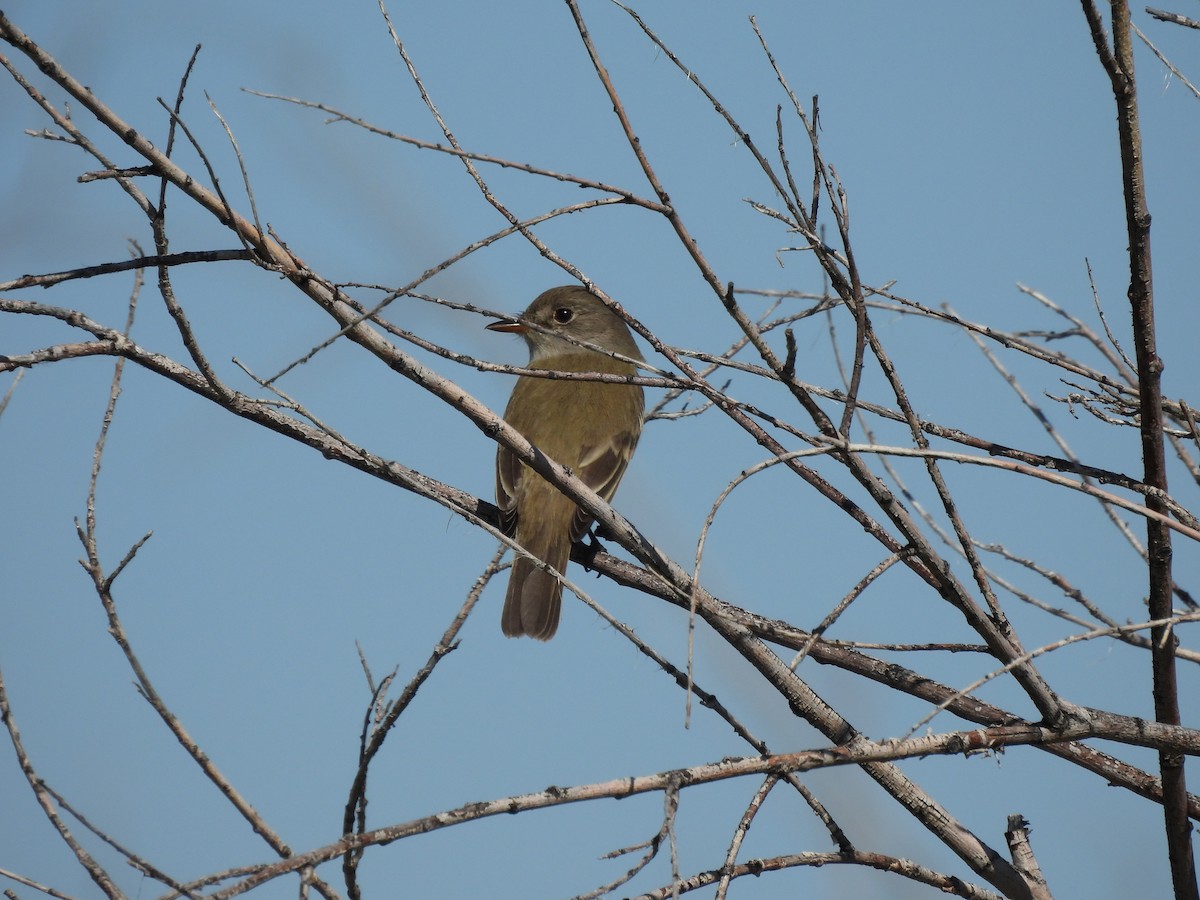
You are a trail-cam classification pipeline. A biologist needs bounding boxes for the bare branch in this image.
[207,720,1122,897]
[0,250,253,291]
[1082,3,1195,894]
[340,550,495,897]
[1146,6,1200,29]
[0,669,124,899]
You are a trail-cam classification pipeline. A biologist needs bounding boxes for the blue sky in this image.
[2,2,1199,898]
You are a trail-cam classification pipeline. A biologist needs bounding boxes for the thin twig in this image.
[341,548,498,897]
[638,850,1005,900]
[906,609,1200,738]
[788,551,911,670]
[0,669,123,898]
[0,250,252,292]
[714,774,779,900]
[243,88,670,213]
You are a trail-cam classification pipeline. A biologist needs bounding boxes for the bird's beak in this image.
[486,319,527,334]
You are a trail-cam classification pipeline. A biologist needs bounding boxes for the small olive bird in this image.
[487,286,644,640]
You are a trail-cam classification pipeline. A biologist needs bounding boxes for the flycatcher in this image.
[487,285,644,640]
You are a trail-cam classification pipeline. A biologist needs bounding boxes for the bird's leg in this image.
[577,527,609,573]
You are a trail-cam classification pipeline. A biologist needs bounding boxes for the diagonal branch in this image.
[0,669,124,899]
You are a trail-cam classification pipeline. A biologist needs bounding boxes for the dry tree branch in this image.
[746,17,869,437]
[341,549,499,899]
[675,328,1187,505]
[675,599,1039,896]
[263,195,648,385]
[2,285,148,900]
[37,783,201,900]
[975,538,1198,662]
[536,15,1047,878]
[204,91,267,246]
[0,669,123,900]
[156,42,199,210]
[0,864,81,900]
[1081,3,1195,897]
[2,9,685,652]
[718,434,1200,582]
[906,610,1200,738]
[0,13,288,264]
[829,315,1198,661]
[574,579,762,750]
[63,266,342,899]
[872,289,1140,403]
[572,571,857,860]
[1005,815,1051,900]
[959,304,1198,609]
[0,294,499,552]
[204,718,1136,898]
[1135,20,1200,99]
[576,824,667,900]
[151,226,231,398]
[579,849,654,900]
[1146,6,1200,30]
[0,38,152,219]
[787,551,911,671]
[373,0,963,642]
[585,573,865,871]
[1172,400,1200,487]
[1021,278,1136,381]
[663,779,682,895]
[638,851,1007,900]
[2,273,202,900]
[603,3,1066,729]
[1082,266,1138,373]
[0,368,22,418]
[0,250,253,291]
[590,546,1200,816]
[242,88,671,214]
[572,780,686,900]
[713,774,779,900]
[4,6,1197,897]
[144,51,234,398]
[372,3,1176,761]
[646,295,788,422]
[344,3,1200,894]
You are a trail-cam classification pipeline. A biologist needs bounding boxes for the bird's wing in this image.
[495,445,521,537]
[568,425,640,543]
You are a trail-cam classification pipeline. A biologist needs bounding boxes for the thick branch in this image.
[1082,2,1194,896]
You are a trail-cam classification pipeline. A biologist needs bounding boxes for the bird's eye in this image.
[553,307,574,324]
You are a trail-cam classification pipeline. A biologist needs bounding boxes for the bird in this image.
[487,285,644,640]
